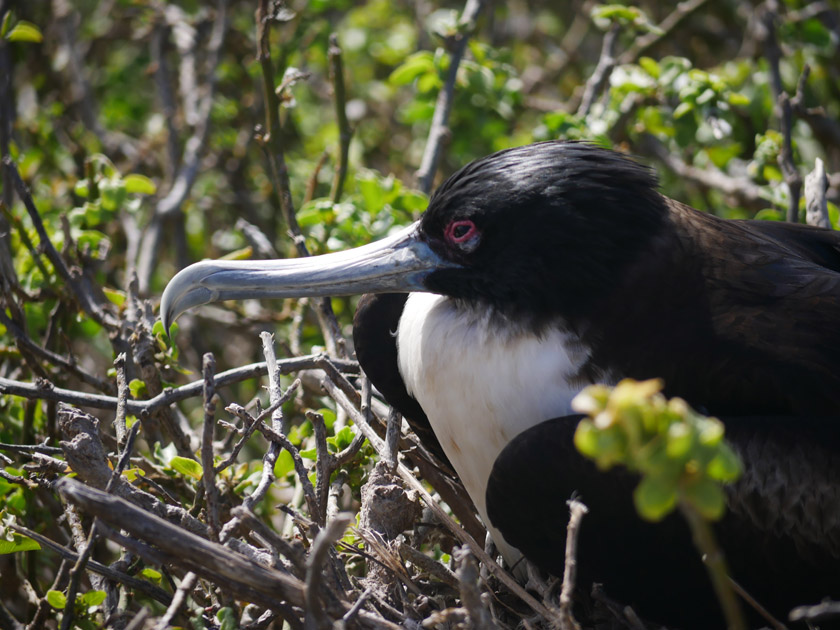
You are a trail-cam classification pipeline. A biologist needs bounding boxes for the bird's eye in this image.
[445,220,479,247]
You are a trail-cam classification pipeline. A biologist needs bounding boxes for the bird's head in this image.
[161,141,668,332]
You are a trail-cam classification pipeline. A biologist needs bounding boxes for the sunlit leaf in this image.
[170,456,203,480]
[6,21,42,43]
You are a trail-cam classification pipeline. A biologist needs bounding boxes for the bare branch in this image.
[415,0,486,194]
[328,34,352,203]
[0,354,357,415]
[805,158,830,228]
[618,0,709,65]
[202,353,221,540]
[577,23,620,118]
[559,499,589,630]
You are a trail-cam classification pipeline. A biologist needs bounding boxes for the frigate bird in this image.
[162,141,840,628]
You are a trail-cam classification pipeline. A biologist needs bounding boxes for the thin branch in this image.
[454,547,499,629]
[3,157,116,328]
[328,34,352,203]
[304,514,353,630]
[114,353,128,447]
[0,354,357,414]
[577,23,620,118]
[202,353,221,540]
[559,499,588,630]
[637,134,766,206]
[137,0,229,294]
[618,0,709,65]
[254,2,345,359]
[415,0,486,194]
[153,572,198,630]
[805,158,830,228]
[760,0,802,222]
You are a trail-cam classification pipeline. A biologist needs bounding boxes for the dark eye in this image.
[445,219,479,246]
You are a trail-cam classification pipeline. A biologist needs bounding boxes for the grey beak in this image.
[160,222,456,333]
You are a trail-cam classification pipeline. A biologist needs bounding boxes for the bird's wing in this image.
[352,292,451,465]
[486,414,840,628]
[739,218,840,272]
[598,202,840,416]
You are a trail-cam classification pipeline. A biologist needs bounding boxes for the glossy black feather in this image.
[486,414,840,628]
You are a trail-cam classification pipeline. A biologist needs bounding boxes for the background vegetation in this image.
[0,0,838,628]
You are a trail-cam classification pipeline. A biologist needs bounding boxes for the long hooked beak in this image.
[160,222,456,333]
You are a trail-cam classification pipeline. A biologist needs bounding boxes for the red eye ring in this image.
[445,219,478,244]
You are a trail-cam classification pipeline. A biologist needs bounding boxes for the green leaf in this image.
[573,420,599,458]
[80,590,107,607]
[103,287,126,307]
[0,12,11,38]
[273,449,294,478]
[216,607,237,630]
[128,379,147,399]
[638,57,660,78]
[0,533,41,554]
[141,567,162,581]
[299,447,317,460]
[123,174,157,195]
[754,208,783,221]
[74,179,90,198]
[706,443,742,482]
[727,92,750,106]
[170,456,203,480]
[634,475,677,521]
[665,422,693,458]
[333,426,355,451]
[6,21,42,43]
[389,51,435,86]
[46,589,67,610]
[673,102,694,119]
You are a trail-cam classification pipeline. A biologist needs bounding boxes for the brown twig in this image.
[415,0,486,194]
[328,34,352,203]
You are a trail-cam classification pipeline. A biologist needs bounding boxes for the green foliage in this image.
[1,1,838,626]
[573,379,742,521]
[169,456,203,480]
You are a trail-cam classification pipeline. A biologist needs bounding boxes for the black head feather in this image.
[418,141,670,324]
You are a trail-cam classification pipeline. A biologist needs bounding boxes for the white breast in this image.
[396,292,596,563]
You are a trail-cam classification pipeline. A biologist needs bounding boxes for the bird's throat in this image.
[396,292,596,559]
